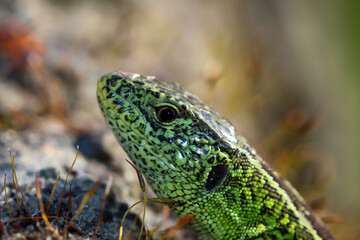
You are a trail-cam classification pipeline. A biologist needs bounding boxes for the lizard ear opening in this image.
[205,165,228,191]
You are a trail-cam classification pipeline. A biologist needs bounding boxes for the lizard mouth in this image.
[96,72,143,136]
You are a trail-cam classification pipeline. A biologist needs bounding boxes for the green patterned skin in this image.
[97,71,335,240]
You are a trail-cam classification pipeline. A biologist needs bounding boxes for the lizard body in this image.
[96,71,335,239]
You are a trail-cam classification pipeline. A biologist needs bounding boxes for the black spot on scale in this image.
[260,205,271,216]
[107,75,120,87]
[181,164,190,172]
[134,152,142,160]
[239,152,248,161]
[199,166,206,175]
[107,120,114,127]
[106,92,115,99]
[132,79,145,85]
[113,98,125,106]
[150,158,157,164]
[267,186,282,200]
[153,91,160,98]
[117,107,126,114]
[207,156,215,164]
[132,99,142,106]
[97,95,101,103]
[124,114,138,123]
[141,147,149,155]
[224,189,237,203]
[287,208,299,222]
[133,144,140,151]
[240,191,248,205]
[164,148,175,155]
[157,135,167,143]
[295,226,314,239]
[233,161,241,170]
[115,87,122,95]
[141,157,148,166]
[101,86,110,94]
[135,93,145,99]
[117,135,127,145]
[280,227,292,236]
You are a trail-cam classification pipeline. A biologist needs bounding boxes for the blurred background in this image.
[0,0,359,239]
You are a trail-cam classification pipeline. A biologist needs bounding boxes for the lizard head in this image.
[97,71,240,201]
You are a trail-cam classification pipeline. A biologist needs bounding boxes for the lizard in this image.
[96,71,335,239]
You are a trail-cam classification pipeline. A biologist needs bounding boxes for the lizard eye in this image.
[205,165,228,191]
[156,106,177,122]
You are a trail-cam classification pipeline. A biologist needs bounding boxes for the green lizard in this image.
[96,71,335,239]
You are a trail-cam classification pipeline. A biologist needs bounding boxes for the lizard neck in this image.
[169,141,334,239]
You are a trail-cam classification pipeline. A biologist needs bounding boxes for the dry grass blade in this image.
[1,149,89,238]
[57,146,79,217]
[65,184,72,223]
[125,159,145,192]
[35,172,62,240]
[11,171,21,217]
[64,180,101,236]
[139,177,147,240]
[90,176,113,240]
[46,171,60,214]
[9,150,31,216]
[3,173,13,219]
[0,215,85,235]
[119,200,144,240]
[36,210,40,229]
[125,159,148,239]
[9,150,21,218]
[62,184,72,239]
[122,160,176,240]
[124,213,141,240]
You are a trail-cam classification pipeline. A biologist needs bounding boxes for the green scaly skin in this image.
[96,71,335,240]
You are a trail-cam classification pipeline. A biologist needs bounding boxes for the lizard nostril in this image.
[108,78,117,87]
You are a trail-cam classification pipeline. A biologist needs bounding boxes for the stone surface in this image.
[0,130,147,240]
